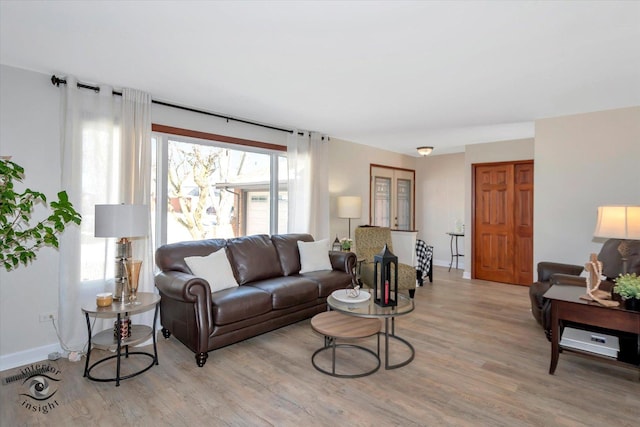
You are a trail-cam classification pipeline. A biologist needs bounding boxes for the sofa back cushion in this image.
[271,233,314,276]
[226,234,283,284]
[155,239,228,273]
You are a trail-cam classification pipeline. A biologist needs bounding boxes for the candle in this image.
[384,280,389,304]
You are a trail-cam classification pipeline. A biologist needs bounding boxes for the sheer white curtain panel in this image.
[286,130,329,239]
[58,80,153,353]
[59,77,120,351]
[120,88,154,328]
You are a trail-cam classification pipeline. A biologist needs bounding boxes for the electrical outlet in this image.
[39,312,56,323]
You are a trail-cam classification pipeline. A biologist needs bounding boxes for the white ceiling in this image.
[1,1,639,156]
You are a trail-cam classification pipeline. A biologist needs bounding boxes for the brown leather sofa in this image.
[155,233,356,367]
[529,238,640,339]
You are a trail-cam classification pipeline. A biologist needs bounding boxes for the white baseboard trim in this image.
[462,271,471,280]
[434,259,466,270]
[0,343,62,372]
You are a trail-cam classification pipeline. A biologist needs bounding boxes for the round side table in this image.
[81,292,160,386]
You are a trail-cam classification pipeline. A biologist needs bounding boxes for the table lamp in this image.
[337,196,361,240]
[593,205,640,274]
[95,204,148,302]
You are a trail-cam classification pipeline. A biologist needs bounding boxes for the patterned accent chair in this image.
[355,226,417,298]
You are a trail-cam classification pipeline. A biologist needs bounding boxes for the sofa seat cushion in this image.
[300,270,352,297]
[247,276,319,309]
[211,286,272,326]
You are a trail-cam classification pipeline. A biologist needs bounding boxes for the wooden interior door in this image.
[513,163,534,285]
[473,161,533,285]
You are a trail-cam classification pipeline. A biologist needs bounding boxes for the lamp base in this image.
[113,276,128,302]
[617,240,631,275]
[113,239,132,301]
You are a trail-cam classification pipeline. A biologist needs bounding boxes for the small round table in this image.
[327,291,415,370]
[311,311,381,378]
[81,292,160,386]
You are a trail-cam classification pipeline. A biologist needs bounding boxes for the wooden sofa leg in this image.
[409,289,415,299]
[161,327,171,339]
[196,352,208,367]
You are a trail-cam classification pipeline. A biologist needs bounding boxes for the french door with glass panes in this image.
[370,165,415,230]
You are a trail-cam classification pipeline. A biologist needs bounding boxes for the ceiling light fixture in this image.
[417,146,434,156]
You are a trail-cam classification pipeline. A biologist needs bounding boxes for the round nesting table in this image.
[327,291,415,370]
[310,310,381,378]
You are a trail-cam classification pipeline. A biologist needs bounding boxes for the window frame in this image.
[151,124,287,246]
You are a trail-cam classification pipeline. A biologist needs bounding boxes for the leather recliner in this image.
[529,238,640,339]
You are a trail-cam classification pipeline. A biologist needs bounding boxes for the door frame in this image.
[369,164,416,230]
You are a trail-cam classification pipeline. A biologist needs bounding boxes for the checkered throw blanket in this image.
[416,239,433,278]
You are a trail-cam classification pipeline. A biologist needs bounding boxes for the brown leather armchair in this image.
[529,239,640,339]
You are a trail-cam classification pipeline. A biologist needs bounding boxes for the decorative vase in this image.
[624,298,640,312]
[126,259,143,305]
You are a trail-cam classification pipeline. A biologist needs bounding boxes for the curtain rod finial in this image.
[51,75,62,87]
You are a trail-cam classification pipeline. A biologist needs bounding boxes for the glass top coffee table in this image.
[327,291,415,370]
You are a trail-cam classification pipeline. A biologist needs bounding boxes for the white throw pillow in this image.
[184,248,239,293]
[297,239,332,273]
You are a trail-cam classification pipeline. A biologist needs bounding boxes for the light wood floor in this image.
[2,266,638,426]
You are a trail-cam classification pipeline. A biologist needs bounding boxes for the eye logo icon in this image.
[20,374,59,401]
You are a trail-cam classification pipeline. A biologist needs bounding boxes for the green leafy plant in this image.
[613,273,640,300]
[340,238,352,251]
[0,159,82,271]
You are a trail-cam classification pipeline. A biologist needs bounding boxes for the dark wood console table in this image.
[544,285,639,376]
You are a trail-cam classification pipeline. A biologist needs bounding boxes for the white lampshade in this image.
[593,205,640,239]
[95,204,149,238]
[337,196,362,219]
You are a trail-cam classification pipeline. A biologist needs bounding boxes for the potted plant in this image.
[1,158,82,271]
[340,237,353,252]
[613,273,640,311]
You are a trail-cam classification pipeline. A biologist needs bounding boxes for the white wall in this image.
[415,153,465,267]
[0,65,63,368]
[327,138,416,240]
[152,104,288,147]
[534,107,640,269]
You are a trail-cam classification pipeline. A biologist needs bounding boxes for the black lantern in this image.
[373,244,398,307]
[332,235,342,252]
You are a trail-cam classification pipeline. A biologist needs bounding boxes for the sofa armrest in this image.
[155,271,214,338]
[550,273,586,287]
[537,262,583,282]
[329,251,357,273]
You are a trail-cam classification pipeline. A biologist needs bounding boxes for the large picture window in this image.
[152,128,287,245]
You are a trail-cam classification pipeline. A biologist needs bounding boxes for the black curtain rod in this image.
[50,75,296,135]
